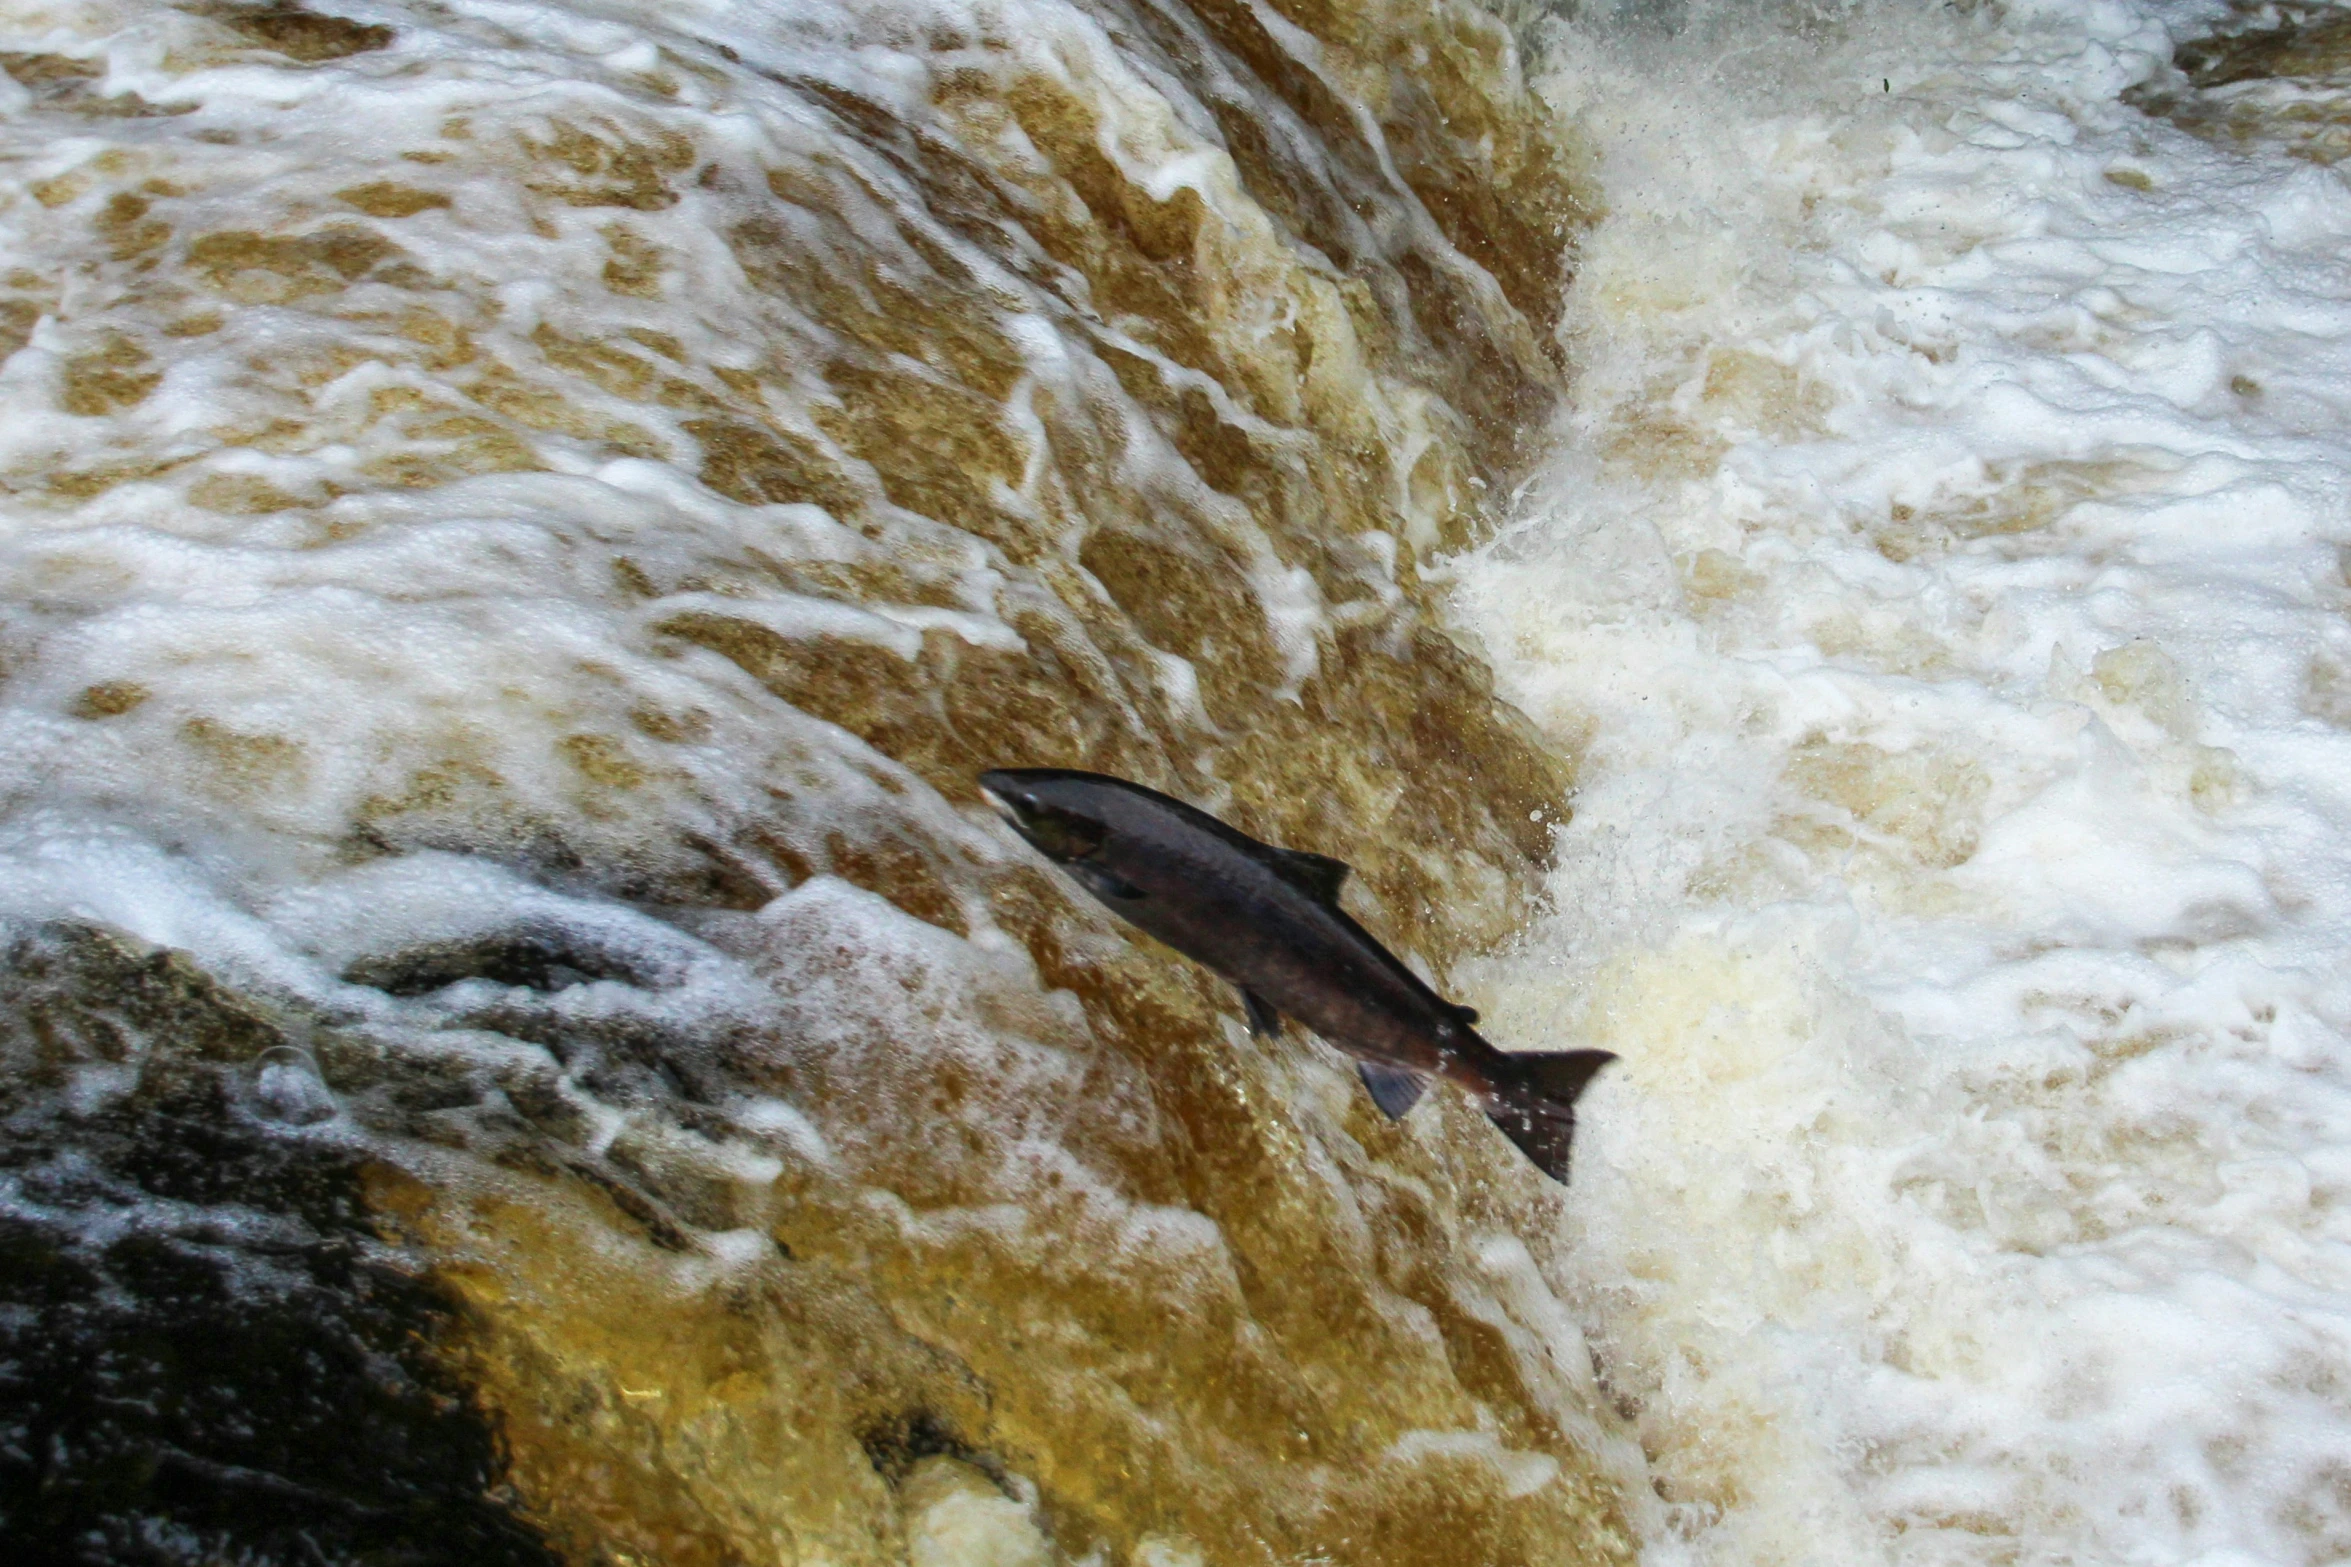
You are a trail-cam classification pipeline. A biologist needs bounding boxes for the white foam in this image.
[22,0,2351,1554]
[1455,1,2351,1561]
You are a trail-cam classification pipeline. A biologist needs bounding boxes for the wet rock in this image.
[343,928,661,997]
[0,931,558,1567]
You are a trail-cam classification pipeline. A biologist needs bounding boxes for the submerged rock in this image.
[0,925,561,1566]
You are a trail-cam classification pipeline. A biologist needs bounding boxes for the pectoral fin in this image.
[1074,863,1146,901]
[1241,989,1283,1038]
[1357,1062,1427,1119]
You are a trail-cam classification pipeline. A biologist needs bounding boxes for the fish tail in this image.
[1483,1050,1616,1184]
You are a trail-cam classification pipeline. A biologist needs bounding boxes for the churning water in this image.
[5,0,2351,1563]
[1464,2,2351,1562]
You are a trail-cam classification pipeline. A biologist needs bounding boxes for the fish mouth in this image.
[976,771,1026,826]
[976,770,1108,862]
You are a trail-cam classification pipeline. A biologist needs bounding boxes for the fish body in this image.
[977,767,1614,1183]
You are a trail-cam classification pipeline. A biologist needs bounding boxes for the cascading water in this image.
[0,0,1630,1561]
[1459,2,2351,1563]
[13,0,2351,1564]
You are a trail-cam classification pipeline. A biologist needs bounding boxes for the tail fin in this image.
[1484,1050,1617,1185]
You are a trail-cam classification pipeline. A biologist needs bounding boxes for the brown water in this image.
[0,0,1640,1560]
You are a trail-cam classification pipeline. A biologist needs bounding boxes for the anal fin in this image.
[1241,989,1283,1039]
[1357,1062,1427,1119]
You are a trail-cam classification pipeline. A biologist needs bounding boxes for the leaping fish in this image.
[977,768,1614,1184]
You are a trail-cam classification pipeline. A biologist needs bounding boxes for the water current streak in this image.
[0,0,1633,1562]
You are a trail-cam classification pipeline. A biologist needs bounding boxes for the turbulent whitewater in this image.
[1457,2,2351,1563]
[11,0,2351,1562]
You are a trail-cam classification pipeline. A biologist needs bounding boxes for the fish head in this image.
[978,769,1111,863]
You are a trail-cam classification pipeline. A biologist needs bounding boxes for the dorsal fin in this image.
[1267,847,1351,906]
